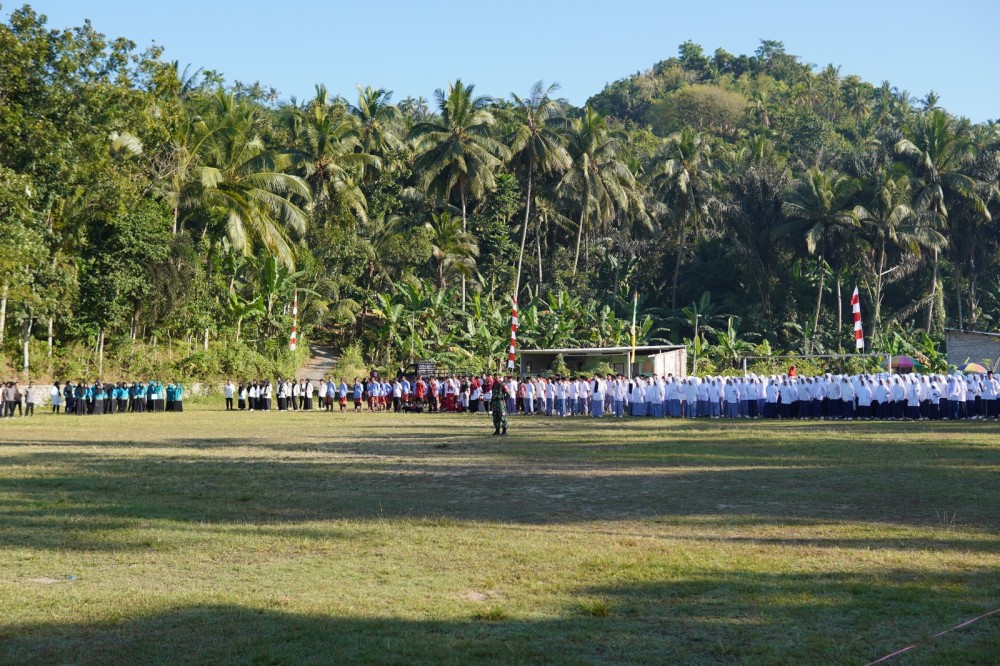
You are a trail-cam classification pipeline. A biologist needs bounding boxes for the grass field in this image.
[1,405,999,665]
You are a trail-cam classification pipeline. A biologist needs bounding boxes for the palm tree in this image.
[351,85,403,170]
[650,126,718,308]
[425,211,479,289]
[775,167,861,351]
[409,80,509,308]
[854,175,946,337]
[286,85,375,224]
[505,81,571,299]
[896,109,986,329]
[195,92,312,267]
[558,106,635,274]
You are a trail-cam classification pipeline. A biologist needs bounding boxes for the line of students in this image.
[48,380,185,415]
[224,380,315,412]
[218,369,1000,423]
[488,371,1000,421]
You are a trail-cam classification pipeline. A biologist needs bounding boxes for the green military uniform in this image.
[491,381,509,436]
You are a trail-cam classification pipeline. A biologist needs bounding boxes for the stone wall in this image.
[945,329,1000,369]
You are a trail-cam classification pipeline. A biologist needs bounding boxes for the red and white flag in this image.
[851,286,864,350]
[507,297,518,370]
[289,290,298,351]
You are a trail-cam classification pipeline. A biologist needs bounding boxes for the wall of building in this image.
[945,330,1000,368]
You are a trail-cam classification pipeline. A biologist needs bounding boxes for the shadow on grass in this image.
[2,417,1000,552]
[3,570,999,665]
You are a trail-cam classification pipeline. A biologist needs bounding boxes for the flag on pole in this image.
[289,290,298,351]
[630,292,638,364]
[851,286,864,350]
[507,296,518,370]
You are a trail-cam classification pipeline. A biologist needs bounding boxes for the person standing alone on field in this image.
[490,374,509,436]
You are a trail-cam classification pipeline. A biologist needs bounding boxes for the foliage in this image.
[2,12,999,380]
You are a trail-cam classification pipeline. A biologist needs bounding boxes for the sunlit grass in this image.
[1,405,998,664]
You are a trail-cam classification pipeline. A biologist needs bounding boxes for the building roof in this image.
[945,328,1000,339]
[519,345,684,356]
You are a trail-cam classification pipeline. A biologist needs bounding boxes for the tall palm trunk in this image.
[514,168,533,299]
[460,188,468,312]
[670,218,689,310]
[573,208,586,275]
[926,248,938,331]
[873,236,886,340]
[536,214,544,284]
[969,258,978,324]
[836,277,843,353]
[810,257,826,354]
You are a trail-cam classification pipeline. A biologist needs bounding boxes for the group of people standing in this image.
[2,382,40,418]
[279,370,997,423]
[48,380,185,415]
[448,371,1000,422]
[222,379,315,412]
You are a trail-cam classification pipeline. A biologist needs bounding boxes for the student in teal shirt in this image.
[174,383,184,412]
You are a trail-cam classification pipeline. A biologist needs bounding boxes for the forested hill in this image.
[2,5,998,381]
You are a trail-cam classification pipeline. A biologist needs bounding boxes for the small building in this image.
[518,345,687,378]
[945,328,1000,369]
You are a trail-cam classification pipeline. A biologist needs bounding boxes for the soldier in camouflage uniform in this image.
[490,375,509,436]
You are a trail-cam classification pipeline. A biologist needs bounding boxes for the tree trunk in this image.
[670,219,689,310]
[968,258,978,324]
[873,236,886,340]
[956,274,964,331]
[514,169,533,299]
[98,329,105,379]
[926,248,938,332]
[460,188,467,311]
[204,327,209,352]
[0,282,7,345]
[573,208,586,275]
[836,277,843,354]
[22,313,32,375]
[810,259,825,355]
[536,216,544,284]
[47,316,53,357]
[173,205,179,235]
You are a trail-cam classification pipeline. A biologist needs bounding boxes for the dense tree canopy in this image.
[2,5,999,379]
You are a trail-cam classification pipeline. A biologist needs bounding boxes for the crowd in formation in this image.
[1,380,186,417]
[6,370,998,423]
[222,370,1000,422]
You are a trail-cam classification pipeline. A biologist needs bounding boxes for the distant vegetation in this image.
[2,7,998,379]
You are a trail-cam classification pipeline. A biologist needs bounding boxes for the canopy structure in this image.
[517,345,686,379]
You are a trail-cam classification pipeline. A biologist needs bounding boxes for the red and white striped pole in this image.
[852,286,864,350]
[507,296,518,371]
[289,290,298,351]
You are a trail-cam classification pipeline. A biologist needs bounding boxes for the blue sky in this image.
[14,0,999,122]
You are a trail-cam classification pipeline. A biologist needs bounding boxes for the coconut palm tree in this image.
[409,80,509,308]
[854,175,947,337]
[557,106,635,275]
[286,85,375,225]
[650,126,719,309]
[351,85,403,171]
[504,81,571,298]
[425,211,479,289]
[896,109,987,329]
[195,92,312,267]
[775,167,861,351]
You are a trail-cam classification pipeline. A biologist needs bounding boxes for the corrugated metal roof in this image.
[945,328,1000,339]
[519,345,684,355]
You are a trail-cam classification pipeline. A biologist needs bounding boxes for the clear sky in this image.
[11,0,999,122]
